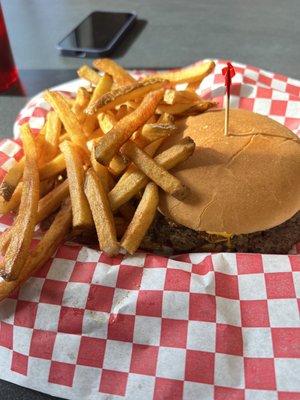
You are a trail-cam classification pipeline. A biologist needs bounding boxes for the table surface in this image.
[0,0,299,398]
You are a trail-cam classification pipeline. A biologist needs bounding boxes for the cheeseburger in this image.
[142,109,300,254]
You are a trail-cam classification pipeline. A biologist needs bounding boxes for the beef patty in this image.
[141,211,300,255]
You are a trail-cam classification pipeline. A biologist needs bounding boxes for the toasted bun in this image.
[159,109,300,234]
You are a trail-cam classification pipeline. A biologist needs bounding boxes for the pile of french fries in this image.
[0,58,215,299]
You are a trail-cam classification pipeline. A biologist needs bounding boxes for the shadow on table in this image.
[110,19,147,59]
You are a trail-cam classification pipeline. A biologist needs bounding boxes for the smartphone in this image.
[57,11,137,57]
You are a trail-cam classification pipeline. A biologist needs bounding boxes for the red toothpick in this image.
[222,62,235,136]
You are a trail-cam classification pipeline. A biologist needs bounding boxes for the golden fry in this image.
[109,137,195,210]
[97,112,129,175]
[37,180,69,223]
[140,123,177,142]
[0,182,22,214]
[0,227,12,255]
[84,168,119,256]
[163,89,200,104]
[60,141,93,230]
[98,112,117,133]
[72,87,91,122]
[88,73,113,106]
[115,104,128,120]
[77,65,100,85]
[82,74,113,137]
[1,125,39,281]
[43,90,87,150]
[94,88,165,165]
[0,180,69,251]
[0,201,72,301]
[145,60,215,84]
[121,141,187,199]
[115,138,164,188]
[91,146,115,192]
[158,102,198,115]
[0,157,25,201]
[186,81,200,92]
[108,154,129,176]
[158,113,174,124]
[121,182,158,254]
[173,101,216,117]
[85,78,168,115]
[93,58,135,86]
[39,153,66,180]
[42,111,62,161]
[158,100,215,116]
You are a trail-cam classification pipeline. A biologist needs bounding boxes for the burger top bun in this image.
[159,108,300,234]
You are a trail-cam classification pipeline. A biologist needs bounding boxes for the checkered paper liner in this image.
[0,60,299,400]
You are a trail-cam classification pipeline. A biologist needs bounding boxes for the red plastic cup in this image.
[0,4,18,92]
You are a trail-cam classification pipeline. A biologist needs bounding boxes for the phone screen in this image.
[58,11,135,51]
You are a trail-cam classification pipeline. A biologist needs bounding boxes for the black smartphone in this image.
[57,11,137,57]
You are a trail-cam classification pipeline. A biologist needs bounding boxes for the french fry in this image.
[98,112,117,133]
[132,134,149,149]
[82,74,113,137]
[121,141,187,199]
[91,145,115,192]
[145,60,215,84]
[85,78,168,115]
[60,141,93,230]
[0,201,72,301]
[87,128,104,144]
[126,100,140,110]
[88,73,113,106]
[43,90,87,150]
[37,180,69,223]
[0,228,11,256]
[108,154,129,176]
[84,168,119,256]
[115,104,129,120]
[158,102,198,115]
[150,136,195,169]
[186,81,200,92]
[72,87,91,122]
[0,182,22,214]
[174,101,216,117]
[163,89,200,104]
[140,123,177,142]
[42,111,62,161]
[94,88,165,165]
[97,112,129,175]
[77,65,100,85]
[121,182,158,254]
[158,100,215,116]
[59,131,69,142]
[109,137,195,210]
[0,125,39,281]
[0,157,25,201]
[158,112,174,124]
[39,153,66,180]
[116,138,164,187]
[0,180,69,251]
[82,115,98,137]
[93,58,136,86]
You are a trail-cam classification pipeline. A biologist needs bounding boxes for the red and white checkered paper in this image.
[0,60,300,400]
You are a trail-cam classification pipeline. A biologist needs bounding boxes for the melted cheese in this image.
[206,231,234,248]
